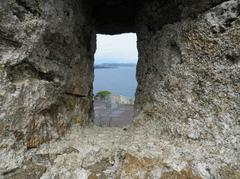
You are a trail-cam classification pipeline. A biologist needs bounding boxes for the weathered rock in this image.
[0,0,239,178]
[135,0,240,142]
[3,162,47,179]
[3,124,235,179]
[0,0,95,148]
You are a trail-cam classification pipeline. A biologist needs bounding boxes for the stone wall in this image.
[0,0,239,178]
[1,0,236,150]
[135,0,240,141]
[0,0,96,149]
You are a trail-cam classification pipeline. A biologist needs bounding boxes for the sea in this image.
[93,64,137,97]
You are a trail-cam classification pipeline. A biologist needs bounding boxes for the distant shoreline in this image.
[94,63,137,69]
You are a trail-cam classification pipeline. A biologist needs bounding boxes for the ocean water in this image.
[94,66,137,97]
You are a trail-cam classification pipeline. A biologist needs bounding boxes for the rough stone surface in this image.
[0,124,239,178]
[0,0,239,178]
[136,0,240,141]
[0,0,96,149]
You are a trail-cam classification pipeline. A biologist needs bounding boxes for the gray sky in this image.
[95,33,138,64]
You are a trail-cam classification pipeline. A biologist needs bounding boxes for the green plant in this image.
[0,64,4,71]
[95,90,111,100]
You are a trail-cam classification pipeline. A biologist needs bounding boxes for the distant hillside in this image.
[94,63,136,69]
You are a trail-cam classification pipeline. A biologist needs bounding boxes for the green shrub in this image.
[95,90,111,100]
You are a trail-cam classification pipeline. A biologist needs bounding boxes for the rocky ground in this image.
[1,120,239,179]
[0,95,239,178]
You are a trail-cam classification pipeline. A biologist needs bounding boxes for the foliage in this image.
[95,90,111,100]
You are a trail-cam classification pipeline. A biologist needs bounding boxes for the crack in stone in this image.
[65,92,88,98]
[0,29,22,48]
[2,167,20,176]
[7,60,55,82]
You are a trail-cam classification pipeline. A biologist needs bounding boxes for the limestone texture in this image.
[136,0,240,141]
[0,0,95,149]
[0,0,239,178]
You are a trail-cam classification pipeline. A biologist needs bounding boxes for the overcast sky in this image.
[95,33,138,64]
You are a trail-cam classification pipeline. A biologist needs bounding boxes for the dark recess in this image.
[91,0,226,35]
[92,0,138,34]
